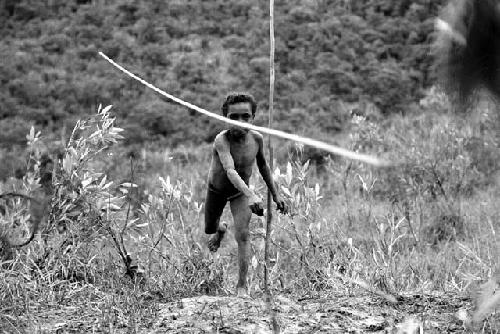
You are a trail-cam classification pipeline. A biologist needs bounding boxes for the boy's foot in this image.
[208,222,227,252]
[236,286,249,298]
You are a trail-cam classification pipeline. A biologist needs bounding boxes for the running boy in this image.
[204,93,287,296]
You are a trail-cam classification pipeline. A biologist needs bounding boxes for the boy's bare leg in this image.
[208,221,227,252]
[230,195,252,297]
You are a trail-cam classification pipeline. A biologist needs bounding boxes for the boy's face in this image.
[226,102,254,138]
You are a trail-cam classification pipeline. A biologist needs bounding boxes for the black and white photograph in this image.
[1,0,500,332]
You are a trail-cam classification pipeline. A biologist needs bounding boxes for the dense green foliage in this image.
[1,0,445,152]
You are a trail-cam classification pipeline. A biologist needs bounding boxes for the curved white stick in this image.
[99,51,389,167]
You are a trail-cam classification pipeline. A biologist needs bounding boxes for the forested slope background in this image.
[1,0,444,168]
[4,1,500,332]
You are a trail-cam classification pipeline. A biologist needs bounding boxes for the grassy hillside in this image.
[2,1,500,331]
[1,0,445,152]
[0,94,499,331]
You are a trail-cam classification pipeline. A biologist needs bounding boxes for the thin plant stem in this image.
[264,0,275,297]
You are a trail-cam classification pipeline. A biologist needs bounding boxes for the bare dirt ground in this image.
[152,292,472,333]
[7,289,500,333]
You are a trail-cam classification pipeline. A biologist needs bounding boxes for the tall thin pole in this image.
[264,0,275,296]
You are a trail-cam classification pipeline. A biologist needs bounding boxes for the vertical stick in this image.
[264,0,275,296]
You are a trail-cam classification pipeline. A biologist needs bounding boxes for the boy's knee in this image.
[237,211,252,224]
[235,228,249,242]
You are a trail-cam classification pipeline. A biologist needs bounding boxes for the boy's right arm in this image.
[214,135,263,210]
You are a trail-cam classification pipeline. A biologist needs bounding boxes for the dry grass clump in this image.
[1,93,500,331]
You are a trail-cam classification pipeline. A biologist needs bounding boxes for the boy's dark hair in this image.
[221,93,257,117]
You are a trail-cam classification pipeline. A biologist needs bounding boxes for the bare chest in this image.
[229,139,258,168]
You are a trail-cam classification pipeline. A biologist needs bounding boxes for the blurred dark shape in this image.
[435,0,500,110]
[39,153,54,194]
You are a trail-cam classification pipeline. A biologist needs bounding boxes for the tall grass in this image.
[1,88,499,330]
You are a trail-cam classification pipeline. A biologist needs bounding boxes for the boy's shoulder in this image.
[213,130,239,151]
[213,130,263,143]
[213,130,229,144]
[214,130,229,139]
[249,130,263,143]
[249,130,263,138]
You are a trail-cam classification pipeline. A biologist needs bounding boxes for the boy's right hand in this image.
[249,194,264,216]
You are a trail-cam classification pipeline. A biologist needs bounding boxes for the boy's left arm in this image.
[255,133,288,214]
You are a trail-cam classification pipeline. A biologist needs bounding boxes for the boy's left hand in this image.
[273,195,288,214]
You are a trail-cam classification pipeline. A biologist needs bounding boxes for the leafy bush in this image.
[0,106,225,296]
[1,100,500,330]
